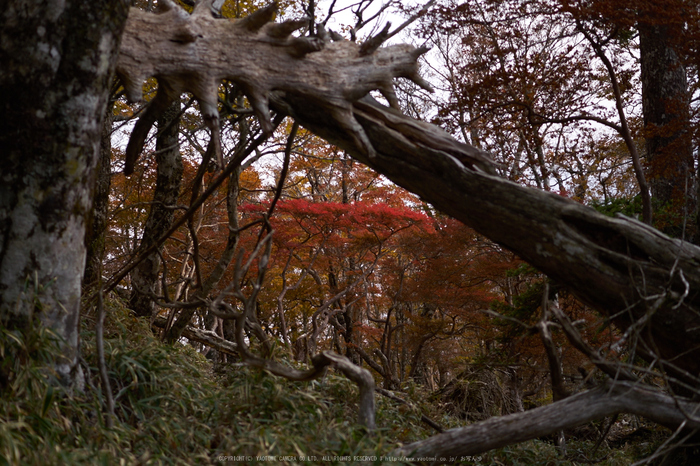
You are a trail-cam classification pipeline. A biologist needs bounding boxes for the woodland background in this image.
[1,0,700,464]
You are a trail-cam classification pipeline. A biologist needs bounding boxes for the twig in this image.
[96,287,115,428]
[376,387,444,433]
[550,304,637,382]
[538,284,569,402]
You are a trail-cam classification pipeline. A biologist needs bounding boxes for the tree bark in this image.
[391,380,700,461]
[638,21,695,236]
[639,22,694,236]
[0,0,129,388]
[84,101,114,290]
[129,101,183,317]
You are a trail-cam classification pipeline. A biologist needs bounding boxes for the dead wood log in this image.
[153,315,239,356]
[283,95,700,387]
[390,380,700,462]
[117,0,432,174]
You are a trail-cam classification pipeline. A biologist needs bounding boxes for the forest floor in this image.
[0,296,668,465]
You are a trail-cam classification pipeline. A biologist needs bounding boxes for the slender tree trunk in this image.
[129,101,183,317]
[0,0,129,388]
[577,20,654,225]
[84,101,115,291]
[164,165,241,342]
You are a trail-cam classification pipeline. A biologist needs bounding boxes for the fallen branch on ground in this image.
[391,380,700,461]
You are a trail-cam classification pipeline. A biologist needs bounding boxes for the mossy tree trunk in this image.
[0,0,130,388]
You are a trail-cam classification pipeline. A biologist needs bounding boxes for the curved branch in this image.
[575,18,652,224]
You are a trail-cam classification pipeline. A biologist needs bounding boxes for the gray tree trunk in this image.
[0,0,129,387]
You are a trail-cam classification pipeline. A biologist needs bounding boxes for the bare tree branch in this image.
[537,286,569,402]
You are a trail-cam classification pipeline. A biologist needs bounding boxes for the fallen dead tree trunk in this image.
[391,380,700,461]
[282,96,700,386]
[152,315,239,356]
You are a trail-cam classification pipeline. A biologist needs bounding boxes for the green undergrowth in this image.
[0,298,657,465]
[0,301,432,465]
